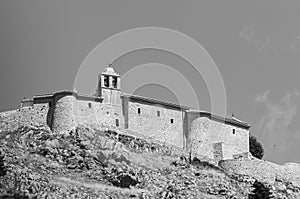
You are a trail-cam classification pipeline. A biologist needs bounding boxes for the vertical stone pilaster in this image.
[100,75,104,88]
[117,77,121,89]
[122,96,129,129]
[109,76,113,88]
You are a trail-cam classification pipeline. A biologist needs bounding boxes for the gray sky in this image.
[1,0,300,164]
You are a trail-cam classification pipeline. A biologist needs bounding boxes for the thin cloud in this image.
[239,25,256,45]
[258,90,299,136]
[255,90,270,103]
[259,35,272,53]
[240,26,300,54]
[239,25,275,53]
[288,35,300,52]
[256,90,299,155]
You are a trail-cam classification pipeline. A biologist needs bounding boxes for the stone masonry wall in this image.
[0,103,49,132]
[219,158,300,187]
[52,95,124,133]
[127,101,184,148]
[101,129,185,157]
[188,117,249,160]
[52,96,76,132]
[101,89,121,104]
[73,98,124,129]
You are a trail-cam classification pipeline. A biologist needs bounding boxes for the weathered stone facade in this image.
[188,117,249,160]
[127,101,184,148]
[219,157,300,187]
[2,64,250,161]
[0,103,49,132]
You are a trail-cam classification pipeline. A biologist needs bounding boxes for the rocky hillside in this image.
[0,124,299,198]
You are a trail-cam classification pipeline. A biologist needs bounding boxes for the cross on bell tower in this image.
[96,62,121,104]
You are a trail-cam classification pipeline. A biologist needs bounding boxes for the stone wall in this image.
[0,103,49,132]
[101,89,121,104]
[188,117,249,160]
[101,129,185,157]
[52,95,77,132]
[1,90,250,162]
[52,95,124,133]
[219,158,300,187]
[20,99,34,108]
[212,142,223,161]
[127,101,184,148]
[73,98,124,129]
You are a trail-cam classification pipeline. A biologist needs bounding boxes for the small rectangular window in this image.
[88,103,92,108]
[115,119,119,127]
[171,119,174,124]
[157,111,160,117]
[233,129,235,134]
[138,108,141,114]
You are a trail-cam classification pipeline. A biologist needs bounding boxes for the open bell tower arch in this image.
[96,63,121,104]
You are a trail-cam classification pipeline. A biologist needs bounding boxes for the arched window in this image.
[104,75,109,87]
[112,76,118,88]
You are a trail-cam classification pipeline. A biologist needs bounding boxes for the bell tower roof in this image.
[102,62,120,77]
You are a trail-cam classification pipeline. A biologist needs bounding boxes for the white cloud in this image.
[259,36,272,53]
[239,25,256,44]
[239,25,275,53]
[255,90,270,103]
[256,90,299,154]
[258,90,299,136]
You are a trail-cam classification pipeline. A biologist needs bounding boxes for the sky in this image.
[0,0,300,164]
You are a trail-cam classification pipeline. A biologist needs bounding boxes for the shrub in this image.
[249,180,273,199]
[111,173,138,188]
[249,135,264,159]
[191,157,221,171]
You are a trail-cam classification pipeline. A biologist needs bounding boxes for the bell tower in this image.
[96,63,121,104]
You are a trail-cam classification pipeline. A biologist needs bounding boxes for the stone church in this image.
[0,64,250,160]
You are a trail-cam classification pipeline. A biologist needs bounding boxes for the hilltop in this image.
[0,124,300,198]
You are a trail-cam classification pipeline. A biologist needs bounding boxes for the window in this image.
[115,119,119,127]
[138,108,141,115]
[112,76,118,88]
[104,75,109,87]
[171,119,174,124]
[233,129,235,134]
[88,103,92,108]
[157,111,160,117]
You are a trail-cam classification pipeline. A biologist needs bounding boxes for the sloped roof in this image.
[123,93,250,129]
[101,63,120,77]
[121,93,191,110]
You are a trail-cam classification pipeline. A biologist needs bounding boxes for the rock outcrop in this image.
[0,124,299,198]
